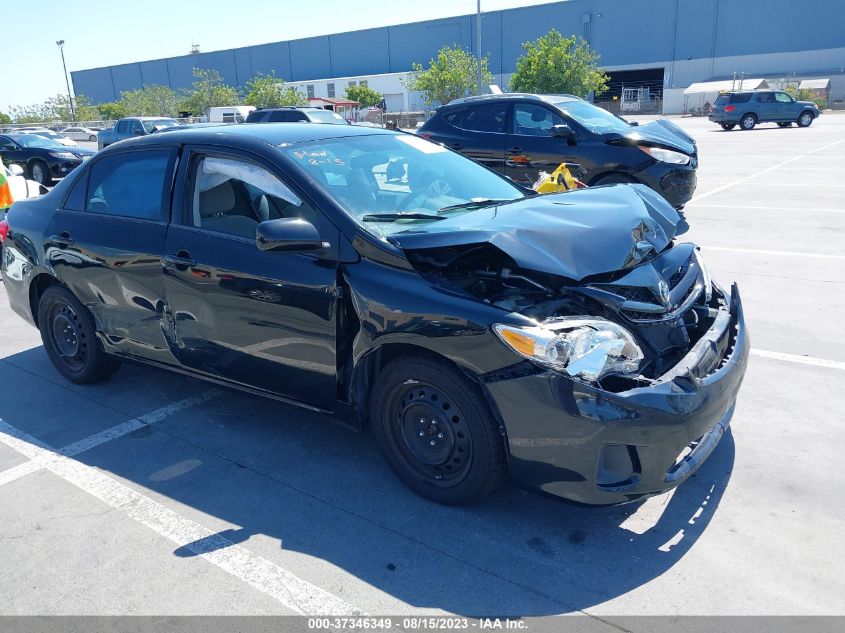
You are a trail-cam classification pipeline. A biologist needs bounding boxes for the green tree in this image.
[404,45,493,106]
[9,103,48,123]
[0,111,11,124]
[509,29,608,98]
[784,84,827,109]
[344,84,383,108]
[98,101,128,120]
[119,85,180,117]
[180,68,241,116]
[243,72,306,108]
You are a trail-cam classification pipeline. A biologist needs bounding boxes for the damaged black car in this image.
[1,124,748,505]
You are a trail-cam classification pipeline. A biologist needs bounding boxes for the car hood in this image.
[390,183,684,281]
[613,119,696,155]
[797,100,819,109]
[68,147,96,157]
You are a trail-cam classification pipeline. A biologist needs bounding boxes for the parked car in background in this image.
[97,117,181,150]
[418,93,698,209]
[1,123,747,505]
[209,106,255,123]
[709,90,821,130]
[0,134,95,185]
[246,107,349,124]
[12,127,77,147]
[60,126,100,142]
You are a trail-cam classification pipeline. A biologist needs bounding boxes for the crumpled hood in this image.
[390,183,684,281]
[617,119,696,155]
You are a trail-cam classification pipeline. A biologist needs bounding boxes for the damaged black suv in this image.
[1,124,748,505]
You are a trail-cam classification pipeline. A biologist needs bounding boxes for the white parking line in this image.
[0,390,220,488]
[751,349,845,371]
[700,246,845,260]
[688,138,844,203]
[0,417,364,615]
[690,204,845,214]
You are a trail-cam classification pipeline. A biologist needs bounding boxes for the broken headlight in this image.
[638,146,690,165]
[493,318,644,383]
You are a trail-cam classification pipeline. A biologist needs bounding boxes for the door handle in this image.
[164,252,197,268]
[50,232,74,247]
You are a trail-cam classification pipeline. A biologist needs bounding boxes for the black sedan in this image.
[0,123,747,505]
[0,133,95,185]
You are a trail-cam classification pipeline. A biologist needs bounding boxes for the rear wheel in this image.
[797,111,814,127]
[38,285,120,384]
[740,114,757,130]
[720,123,736,131]
[88,134,97,142]
[777,122,792,128]
[369,356,507,504]
[28,160,52,185]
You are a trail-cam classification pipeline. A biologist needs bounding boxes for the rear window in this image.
[245,110,268,123]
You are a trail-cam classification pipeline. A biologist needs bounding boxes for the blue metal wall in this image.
[71,0,845,103]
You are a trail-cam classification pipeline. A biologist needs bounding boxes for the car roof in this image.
[106,121,396,149]
[253,106,326,111]
[445,93,583,108]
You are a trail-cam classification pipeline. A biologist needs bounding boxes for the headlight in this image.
[49,151,78,160]
[639,146,690,165]
[493,318,644,383]
[694,248,712,302]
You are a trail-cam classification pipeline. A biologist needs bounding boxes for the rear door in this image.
[755,92,777,121]
[161,147,340,410]
[433,103,506,173]
[43,148,178,364]
[503,102,578,186]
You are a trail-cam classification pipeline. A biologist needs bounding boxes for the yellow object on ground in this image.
[532,163,582,193]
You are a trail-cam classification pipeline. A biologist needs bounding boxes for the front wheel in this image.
[28,160,52,185]
[797,111,814,127]
[369,356,507,504]
[38,285,120,384]
[88,134,97,142]
[740,114,757,130]
[720,123,736,131]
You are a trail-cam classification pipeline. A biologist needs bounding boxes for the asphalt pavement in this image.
[1,114,843,622]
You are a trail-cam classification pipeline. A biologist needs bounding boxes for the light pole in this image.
[56,40,76,122]
[476,0,483,95]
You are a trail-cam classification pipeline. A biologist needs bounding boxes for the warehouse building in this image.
[71,0,845,114]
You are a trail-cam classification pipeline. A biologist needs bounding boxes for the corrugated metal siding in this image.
[70,0,845,103]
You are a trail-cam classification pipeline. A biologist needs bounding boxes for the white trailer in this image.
[208,106,255,123]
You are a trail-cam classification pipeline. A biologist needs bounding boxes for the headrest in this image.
[531,109,547,122]
[199,181,235,217]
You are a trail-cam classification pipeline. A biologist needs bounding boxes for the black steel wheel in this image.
[370,356,507,504]
[740,114,757,130]
[28,159,52,185]
[38,285,120,384]
[720,122,736,131]
[797,111,814,127]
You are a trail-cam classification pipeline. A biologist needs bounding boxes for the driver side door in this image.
[162,147,341,410]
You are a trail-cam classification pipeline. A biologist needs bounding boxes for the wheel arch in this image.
[28,272,62,328]
[588,171,640,187]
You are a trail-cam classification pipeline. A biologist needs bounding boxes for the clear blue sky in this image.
[0,0,562,112]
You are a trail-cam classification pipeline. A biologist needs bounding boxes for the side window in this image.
[459,104,506,133]
[775,92,793,103]
[512,104,564,136]
[730,93,752,104]
[63,171,88,211]
[757,93,774,103]
[0,136,16,150]
[443,109,466,128]
[130,120,144,134]
[116,120,129,133]
[190,156,318,240]
[86,150,171,220]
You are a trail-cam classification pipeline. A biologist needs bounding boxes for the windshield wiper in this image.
[361,212,446,223]
[438,198,508,212]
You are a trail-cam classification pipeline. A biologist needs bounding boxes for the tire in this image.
[740,113,757,130]
[88,134,97,142]
[28,159,52,185]
[797,111,814,128]
[37,285,120,384]
[777,122,792,128]
[369,356,507,504]
[593,173,637,187]
[720,123,736,131]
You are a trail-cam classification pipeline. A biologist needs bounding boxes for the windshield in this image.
[141,119,179,133]
[9,134,67,149]
[548,100,632,135]
[283,133,526,236]
[307,110,348,124]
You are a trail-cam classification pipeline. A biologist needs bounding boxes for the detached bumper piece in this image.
[486,284,748,505]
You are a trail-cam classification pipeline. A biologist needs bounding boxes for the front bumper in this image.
[639,161,697,208]
[485,284,748,505]
[50,157,84,179]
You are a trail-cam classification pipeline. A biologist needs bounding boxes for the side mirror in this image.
[256,218,325,252]
[551,123,575,139]
[9,164,24,176]
[629,121,640,127]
